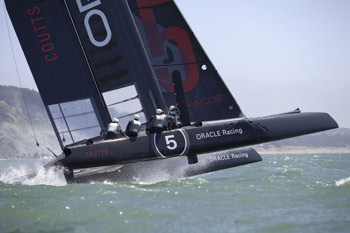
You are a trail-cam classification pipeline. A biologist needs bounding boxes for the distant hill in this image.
[254,128,350,154]
[0,85,59,159]
[0,85,349,158]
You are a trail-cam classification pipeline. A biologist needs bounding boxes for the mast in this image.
[116,0,167,117]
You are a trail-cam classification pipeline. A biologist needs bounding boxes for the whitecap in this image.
[102,181,115,185]
[0,163,67,186]
[335,177,350,187]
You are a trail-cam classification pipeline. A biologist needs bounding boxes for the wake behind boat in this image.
[5,0,338,183]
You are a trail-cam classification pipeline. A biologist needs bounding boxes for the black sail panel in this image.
[5,0,166,148]
[5,0,112,148]
[62,0,166,118]
[5,0,105,107]
[128,0,244,121]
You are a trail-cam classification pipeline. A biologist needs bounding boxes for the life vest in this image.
[168,110,180,123]
[107,122,121,135]
[127,120,141,133]
[153,114,167,128]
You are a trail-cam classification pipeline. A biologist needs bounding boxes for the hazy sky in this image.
[0,0,349,127]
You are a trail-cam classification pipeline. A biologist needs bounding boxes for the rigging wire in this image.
[107,95,139,107]
[3,3,40,147]
[152,76,175,86]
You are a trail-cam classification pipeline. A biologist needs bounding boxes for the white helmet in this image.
[156,109,163,115]
[112,118,119,123]
[134,114,140,120]
[169,105,176,111]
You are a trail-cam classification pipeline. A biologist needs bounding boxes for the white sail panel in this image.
[102,85,146,129]
[49,99,100,145]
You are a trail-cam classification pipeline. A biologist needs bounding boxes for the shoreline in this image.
[254,146,350,154]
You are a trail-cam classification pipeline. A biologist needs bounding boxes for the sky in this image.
[0,0,349,127]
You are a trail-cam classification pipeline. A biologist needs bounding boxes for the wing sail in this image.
[5,0,166,148]
[128,0,244,122]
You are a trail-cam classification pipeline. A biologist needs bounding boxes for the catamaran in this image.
[5,0,338,183]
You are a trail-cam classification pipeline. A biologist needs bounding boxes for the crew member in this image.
[125,114,141,137]
[105,118,126,140]
[146,109,167,134]
[167,105,182,129]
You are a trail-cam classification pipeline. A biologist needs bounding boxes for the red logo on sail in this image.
[27,6,58,62]
[136,0,199,93]
[187,94,224,108]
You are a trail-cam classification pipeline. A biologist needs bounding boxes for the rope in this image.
[152,76,175,86]
[4,3,39,147]
[108,96,139,107]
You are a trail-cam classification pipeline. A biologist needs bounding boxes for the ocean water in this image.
[0,153,349,233]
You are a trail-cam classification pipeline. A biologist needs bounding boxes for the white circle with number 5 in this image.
[152,129,189,158]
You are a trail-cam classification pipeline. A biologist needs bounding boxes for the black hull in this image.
[52,111,338,183]
[72,148,262,183]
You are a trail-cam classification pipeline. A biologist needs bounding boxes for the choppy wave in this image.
[0,161,66,186]
[335,177,350,186]
[0,153,349,233]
